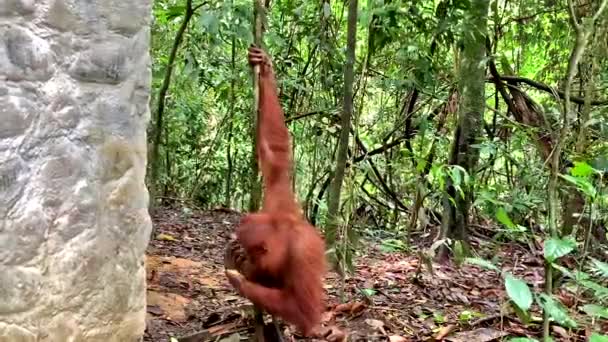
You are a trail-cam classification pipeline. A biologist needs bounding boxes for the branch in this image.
[285,110,330,124]
[354,135,408,211]
[487,76,608,105]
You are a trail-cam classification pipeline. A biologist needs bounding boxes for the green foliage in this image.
[543,237,576,263]
[589,334,608,342]
[589,258,608,278]
[536,293,577,328]
[581,304,608,319]
[504,273,533,311]
[379,238,409,253]
[464,257,500,273]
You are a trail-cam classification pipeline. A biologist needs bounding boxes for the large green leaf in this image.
[536,293,577,328]
[589,333,608,342]
[589,258,608,278]
[581,304,608,319]
[543,237,576,262]
[504,273,532,311]
[496,207,516,230]
[559,174,597,198]
[570,161,595,177]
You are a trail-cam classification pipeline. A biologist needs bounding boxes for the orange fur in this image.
[225,46,326,336]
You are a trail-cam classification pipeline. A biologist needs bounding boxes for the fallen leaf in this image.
[334,301,366,315]
[445,327,508,342]
[389,335,409,342]
[365,318,387,334]
[435,324,456,340]
[552,325,569,339]
[157,233,178,241]
[319,326,347,342]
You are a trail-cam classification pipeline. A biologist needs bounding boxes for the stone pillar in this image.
[0,1,152,341]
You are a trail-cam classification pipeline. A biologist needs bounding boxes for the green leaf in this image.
[465,257,501,273]
[495,207,516,230]
[589,258,608,278]
[589,333,608,342]
[508,338,538,342]
[578,279,608,300]
[544,237,576,262]
[379,239,408,253]
[504,273,532,311]
[165,5,186,20]
[458,310,483,322]
[559,174,597,198]
[536,293,577,328]
[450,166,462,186]
[433,312,446,323]
[360,288,376,297]
[581,304,608,319]
[570,161,595,177]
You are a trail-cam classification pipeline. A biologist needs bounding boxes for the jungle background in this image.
[143,0,608,341]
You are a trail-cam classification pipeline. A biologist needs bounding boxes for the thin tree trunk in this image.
[149,0,202,210]
[325,0,358,247]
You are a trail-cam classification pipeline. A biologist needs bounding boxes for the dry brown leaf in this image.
[208,321,240,336]
[334,301,366,315]
[551,325,570,339]
[444,327,508,342]
[435,324,456,340]
[365,318,387,335]
[388,335,409,342]
[318,326,347,342]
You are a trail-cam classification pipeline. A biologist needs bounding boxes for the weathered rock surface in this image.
[0,0,152,341]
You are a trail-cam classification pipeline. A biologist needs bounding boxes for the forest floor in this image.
[143,206,601,342]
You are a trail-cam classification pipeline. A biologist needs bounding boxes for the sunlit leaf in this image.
[504,273,532,311]
[570,161,595,177]
[559,174,596,198]
[495,207,516,230]
[544,237,576,262]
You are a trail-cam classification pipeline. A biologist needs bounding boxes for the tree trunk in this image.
[326,0,358,246]
[437,0,489,262]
